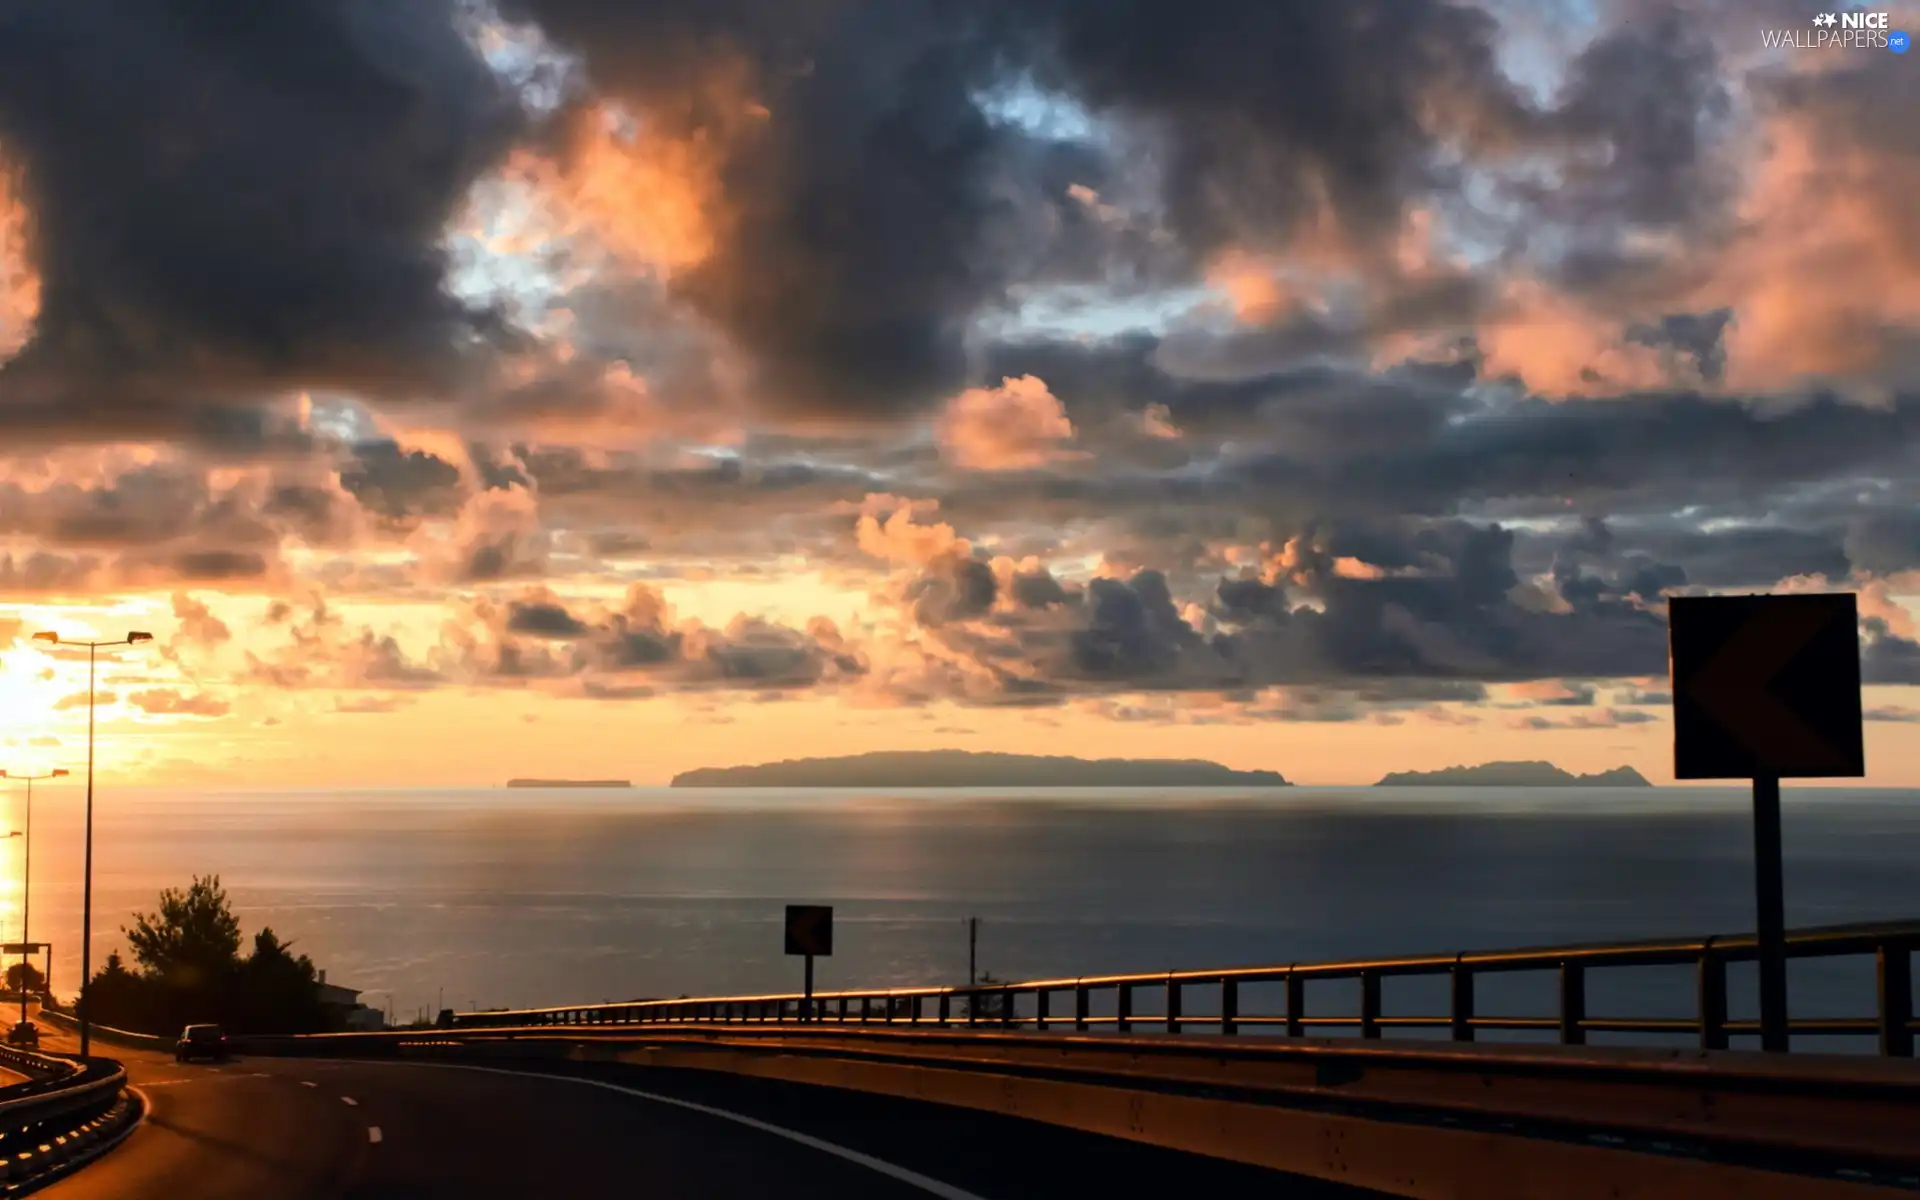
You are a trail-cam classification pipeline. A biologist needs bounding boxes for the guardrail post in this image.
[966,989,978,1028]
[1559,963,1586,1046]
[1878,943,1914,1057]
[938,993,951,1026]
[1285,972,1303,1038]
[1001,986,1016,1029]
[859,996,871,1024]
[1035,988,1050,1031]
[836,996,849,1024]
[1116,982,1133,1034]
[1221,979,1238,1037]
[1166,975,1182,1034]
[1074,984,1090,1032]
[1698,944,1728,1051]
[1450,962,1474,1042]
[1359,970,1381,1039]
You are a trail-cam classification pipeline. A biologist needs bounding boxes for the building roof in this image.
[316,981,362,1007]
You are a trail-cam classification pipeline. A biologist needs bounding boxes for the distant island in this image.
[506,779,632,789]
[671,751,1291,788]
[1374,761,1652,787]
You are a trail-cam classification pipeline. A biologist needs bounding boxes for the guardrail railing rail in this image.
[448,919,1918,1056]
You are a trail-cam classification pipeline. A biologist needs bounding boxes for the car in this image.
[4,1022,37,1048]
[175,1024,229,1063]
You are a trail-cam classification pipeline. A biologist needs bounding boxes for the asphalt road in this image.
[32,1020,1387,1198]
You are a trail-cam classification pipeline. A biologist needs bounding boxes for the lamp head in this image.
[127,631,153,644]
[32,632,56,645]
[52,769,69,778]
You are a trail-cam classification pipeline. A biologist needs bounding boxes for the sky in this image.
[1,0,1919,787]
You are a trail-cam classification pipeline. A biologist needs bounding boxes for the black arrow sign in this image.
[1668,591,1865,1054]
[1669,593,1864,781]
[784,905,833,957]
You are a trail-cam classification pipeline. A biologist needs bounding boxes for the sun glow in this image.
[0,652,65,750]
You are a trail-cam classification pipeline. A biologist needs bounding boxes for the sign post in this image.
[784,905,833,1023]
[1669,593,1864,1053]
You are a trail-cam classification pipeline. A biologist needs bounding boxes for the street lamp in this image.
[0,770,67,1026]
[32,631,151,1058]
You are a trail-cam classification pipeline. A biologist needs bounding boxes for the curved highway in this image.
[34,1018,1384,1198]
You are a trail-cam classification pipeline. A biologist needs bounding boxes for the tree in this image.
[4,961,44,994]
[125,875,243,991]
[231,928,331,1034]
[86,877,339,1036]
[79,951,151,1031]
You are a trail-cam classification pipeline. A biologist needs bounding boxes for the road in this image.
[31,1018,1386,1198]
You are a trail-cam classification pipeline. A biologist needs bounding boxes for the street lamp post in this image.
[0,770,67,1026]
[32,631,151,1059]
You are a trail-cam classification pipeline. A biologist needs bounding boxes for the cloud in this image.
[333,695,414,715]
[52,690,114,712]
[170,593,233,649]
[0,0,524,439]
[1865,706,1920,724]
[128,689,230,718]
[445,583,868,697]
[0,156,35,363]
[1508,708,1661,731]
[936,375,1080,471]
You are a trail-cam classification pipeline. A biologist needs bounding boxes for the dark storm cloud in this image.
[909,556,998,626]
[500,0,1534,417]
[1627,309,1733,386]
[457,585,867,693]
[1004,0,1527,254]
[898,519,1671,704]
[1863,620,1920,686]
[1846,511,1920,577]
[0,0,523,436]
[504,601,590,639]
[339,442,466,521]
[1532,8,1731,232]
[1224,390,1920,519]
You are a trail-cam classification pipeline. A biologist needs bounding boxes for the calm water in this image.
[7,786,1917,1045]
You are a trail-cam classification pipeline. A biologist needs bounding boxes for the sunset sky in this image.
[1,0,1918,788]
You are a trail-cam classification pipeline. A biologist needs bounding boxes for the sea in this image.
[9,785,1917,1049]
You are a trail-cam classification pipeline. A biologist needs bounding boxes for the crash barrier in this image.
[0,1054,136,1188]
[232,1022,1920,1199]
[445,918,1920,1058]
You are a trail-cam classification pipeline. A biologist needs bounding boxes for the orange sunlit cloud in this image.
[0,154,37,363]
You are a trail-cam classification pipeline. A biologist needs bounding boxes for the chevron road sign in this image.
[784,905,833,958]
[1667,592,1864,1053]
[1668,592,1864,781]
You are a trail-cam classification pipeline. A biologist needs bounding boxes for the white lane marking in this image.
[367,1126,383,1144]
[382,1062,987,1200]
[300,1081,318,1088]
[341,1096,358,1106]
[138,1078,193,1087]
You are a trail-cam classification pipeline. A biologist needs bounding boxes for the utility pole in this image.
[967,916,979,985]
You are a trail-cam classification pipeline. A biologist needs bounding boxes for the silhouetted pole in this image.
[33,631,151,1060]
[83,644,96,1057]
[1753,775,1788,1051]
[3,770,66,1027]
[968,917,978,985]
[803,954,815,1022]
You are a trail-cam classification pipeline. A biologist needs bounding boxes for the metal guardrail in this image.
[448,919,1920,1056]
[239,1018,1920,1195]
[34,1008,172,1051]
[0,1053,136,1188]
